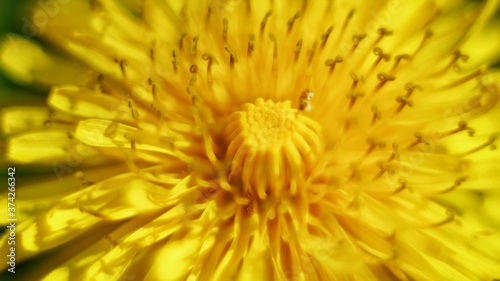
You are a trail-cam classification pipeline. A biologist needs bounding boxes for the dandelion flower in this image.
[1,0,500,280]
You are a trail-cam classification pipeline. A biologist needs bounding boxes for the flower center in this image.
[224,98,322,200]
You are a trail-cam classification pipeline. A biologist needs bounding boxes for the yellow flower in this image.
[1,0,500,280]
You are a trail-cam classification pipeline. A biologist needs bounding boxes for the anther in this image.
[223,18,228,42]
[190,64,198,74]
[374,73,395,92]
[321,26,334,47]
[248,33,255,56]
[112,57,128,78]
[294,39,303,61]
[224,45,238,68]
[299,90,314,111]
[287,11,301,32]
[325,56,344,75]
[260,10,272,31]
[191,36,199,55]
[128,99,139,120]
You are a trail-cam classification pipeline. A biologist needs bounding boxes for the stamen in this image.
[347,92,364,110]
[190,65,198,86]
[191,36,199,55]
[150,41,156,61]
[172,50,179,72]
[438,50,468,74]
[112,57,128,78]
[422,209,455,228]
[207,6,212,22]
[440,121,475,138]
[248,33,255,56]
[364,138,386,158]
[307,42,318,66]
[373,73,395,93]
[223,18,228,42]
[104,234,119,247]
[260,10,272,32]
[456,135,497,156]
[148,77,158,99]
[350,34,366,54]
[128,99,139,120]
[74,171,93,188]
[405,133,427,150]
[269,34,278,67]
[324,56,344,75]
[294,39,303,61]
[372,28,393,48]
[321,26,334,48]
[104,122,118,137]
[394,96,414,114]
[224,45,239,68]
[368,47,391,75]
[422,177,467,195]
[88,0,101,10]
[439,69,484,90]
[287,11,301,32]
[178,33,187,51]
[373,160,395,180]
[391,54,410,71]
[371,105,381,125]
[412,30,433,58]
[338,9,355,43]
[387,143,399,161]
[202,53,216,86]
[350,72,359,90]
